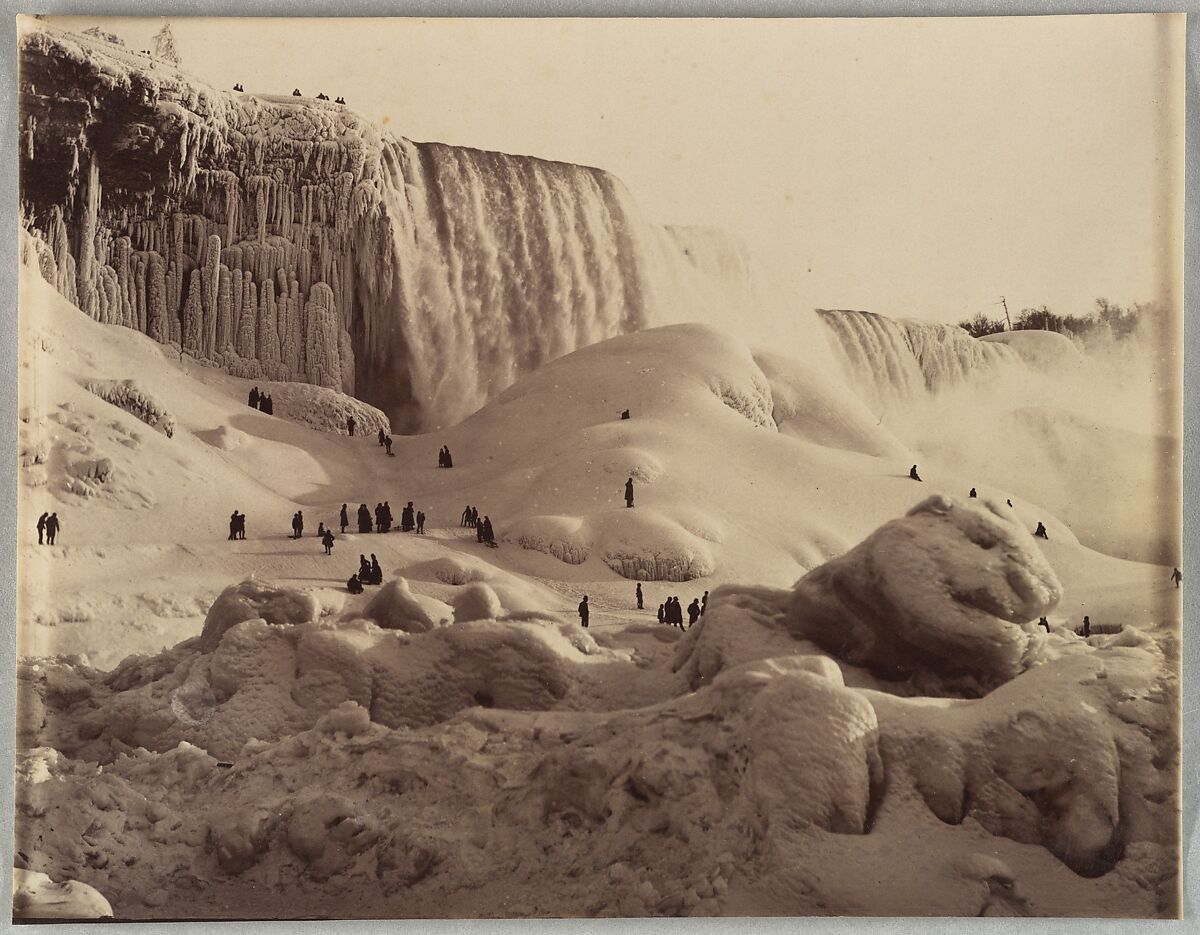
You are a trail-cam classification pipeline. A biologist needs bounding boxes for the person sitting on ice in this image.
[322,529,335,555]
[1038,616,1050,632]
[369,554,383,585]
[292,88,302,96]
[346,415,356,436]
[657,603,666,624]
[687,599,701,628]
[378,428,387,447]
[620,409,630,420]
[340,503,349,534]
[346,573,363,594]
[636,582,643,610]
[416,510,426,535]
[969,487,977,498]
[1034,521,1049,540]
[578,595,589,629]
[909,464,922,482]
[317,92,329,100]
[249,386,259,408]
[359,554,371,580]
[1007,499,1013,507]
[625,477,635,508]
[384,436,394,456]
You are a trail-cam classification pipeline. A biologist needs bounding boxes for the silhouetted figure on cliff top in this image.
[625,477,635,508]
[340,504,349,534]
[636,582,643,610]
[909,465,922,482]
[1034,522,1049,540]
[322,529,335,555]
[37,512,47,545]
[578,595,589,629]
[346,415,356,436]
[249,386,259,408]
[45,513,59,545]
[1172,567,1182,588]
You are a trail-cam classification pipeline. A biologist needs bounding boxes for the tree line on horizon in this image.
[957,298,1162,342]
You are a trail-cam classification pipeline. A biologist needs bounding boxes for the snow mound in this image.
[82,379,176,438]
[506,515,590,565]
[13,868,113,920]
[980,329,1082,370]
[197,578,320,651]
[451,583,502,623]
[359,578,451,633]
[203,425,247,451]
[677,497,1061,696]
[251,381,391,437]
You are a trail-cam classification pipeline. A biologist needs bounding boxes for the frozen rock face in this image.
[19,23,752,432]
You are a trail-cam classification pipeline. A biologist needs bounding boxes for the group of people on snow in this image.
[346,553,382,593]
[437,446,454,468]
[227,511,246,540]
[376,429,394,456]
[35,512,60,545]
[248,386,274,415]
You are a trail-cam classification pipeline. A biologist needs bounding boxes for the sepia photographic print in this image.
[12,12,1185,922]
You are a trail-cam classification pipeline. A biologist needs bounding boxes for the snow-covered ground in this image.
[14,261,1181,919]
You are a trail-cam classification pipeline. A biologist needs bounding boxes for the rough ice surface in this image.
[13,868,114,920]
[82,379,176,438]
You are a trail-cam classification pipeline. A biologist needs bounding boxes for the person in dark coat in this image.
[657,603,665,624]
[636,582,643,610]
[470,507,478,528]
[671,597,684,629]
[347,573,363,594]
[1080,615,1091,638]
[346,415,356,436]
[1007,499,1013,507]
[1034,522,1049,540]
[235,512,245,539]
[620,409,630,420]
[687,599,701,628]
[45,513,59,545]
[340,504,349,534]
[461,505,472,527]
[249,386,259,408]
[317,522,327,539]
[369,554,382,585]
[322,529,335,555]
[482,516,495,546]
[625,477,634,508]
[476,518,485,543]
[416,511,426,534]
[910,465,922,481]
[382,501,393,533]
[228,511,239,541]
[578,595,589,628]
[374,503,384,532]
[263,395,273,415]
[378,428,387,447]
[438,447,446,468]
[969,487,977,498]
[401,502,415,533]
[37,512,48,545]
[701,590,709,616]
[292,511,304,539]
[293,88,302,96]
[443,447,453,468]
[1171,567,1182,588]
[1038,616,1050,632]
[358,504,372,534]
[384,436,393,456]
[359,554,371,580]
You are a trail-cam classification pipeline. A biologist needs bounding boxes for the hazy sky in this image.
[49,14,1185,324]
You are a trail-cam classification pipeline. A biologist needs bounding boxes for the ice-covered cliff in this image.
[18,23,754,432]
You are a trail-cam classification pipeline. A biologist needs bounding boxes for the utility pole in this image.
[1000,296,1012,331]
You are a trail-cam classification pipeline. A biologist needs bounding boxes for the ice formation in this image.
[19,23,755,432]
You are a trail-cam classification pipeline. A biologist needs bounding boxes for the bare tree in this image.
[152,22,180,64]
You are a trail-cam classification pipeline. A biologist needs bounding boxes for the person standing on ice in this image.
[636,582,643,610]
[384,436,393,456]
[358,503,372,534]
[292,511,304,539]
[370,554,383,584]
[657,603,666,625]
[416,510,426,534]
[909,465,922,482]
[378,428,386,447]
[470,507,479,528]
[235,512,246,540]
[701,591,709,616]
[402,502,415,532]
[969,487,977,498]
[1080,615,1092,638]
[1038,617,1050,632]
[45,513,60,545]
[482,516,496,546]
[444,446,453,468]
[1171,567,1182,588]
[346,415,356,436]
[317,522,327,539]
[322,529,335,555]
[340,504,349,534]
[1034,521,1049,540]
[687,599,701,628]
[382,501,393,533]
[625,477,635,508]
[461,505,472,527]
[578,595,590,628]
[249,386,259,408]
[37,512,48,545]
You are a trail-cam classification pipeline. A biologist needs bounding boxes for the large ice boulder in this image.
[787,495,1060,694]
[13,869,113,920]
[360,578,451,633]
[198,578,320,651]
